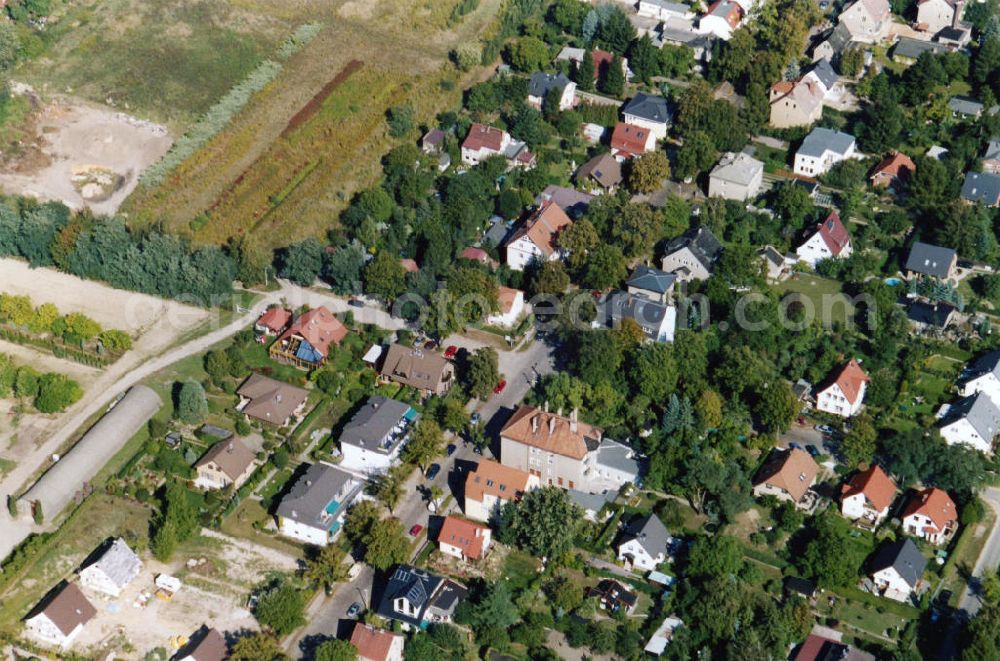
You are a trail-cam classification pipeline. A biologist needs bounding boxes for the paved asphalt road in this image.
[957,487,1000,616]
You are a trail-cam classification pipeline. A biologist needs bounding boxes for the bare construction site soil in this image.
[0,93,172,214]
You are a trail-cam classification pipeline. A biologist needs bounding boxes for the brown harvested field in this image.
[122,0,504,249]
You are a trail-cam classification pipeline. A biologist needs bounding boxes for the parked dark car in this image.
[447,444,457,456]
[426,463,441,480]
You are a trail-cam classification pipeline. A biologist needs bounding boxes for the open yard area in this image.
[774,273,856,327]
[123,0,505,250]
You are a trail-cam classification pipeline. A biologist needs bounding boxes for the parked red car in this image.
[444,345,458,359]
[409,524,423,537]
[494,379,507,395]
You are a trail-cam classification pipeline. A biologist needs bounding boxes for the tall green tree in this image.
[497,486,582,559]
[278,238,324,286]
[176,379,209,425]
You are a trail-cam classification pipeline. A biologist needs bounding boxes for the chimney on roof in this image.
[543,400,549,413]
[531,416,539,433]
[548,417,556,435]
[570,408,578,433]
[954,0,965,28]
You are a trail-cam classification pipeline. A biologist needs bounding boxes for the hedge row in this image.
[0,326,114,367]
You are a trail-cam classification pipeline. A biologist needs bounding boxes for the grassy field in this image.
[775,273,855,327]
[122,0,505,250]
[15,0,302,128]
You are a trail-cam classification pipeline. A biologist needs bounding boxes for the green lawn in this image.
[774,274,855,327]
[815,591,911,645]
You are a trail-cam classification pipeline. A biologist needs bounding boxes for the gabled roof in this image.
[907,300,956,328]
[868,538,926,587]
[797,127,855,158]
[376,565,467,628]
[984,137,1000,161]
[277,306,348,359]
[460,246,495,265]
[350,623,402,661]
[577,152,623,188]
[894,36,948,59]
[195,439,256,481]
[438,515,491,559]
[705,0,743,27]
[961,171,1000,205]
[237,374,311,424]
[770,78,824,116]
[536,185,594,217]
[462,123,506,152]
[528,72,573,99]
[275,462,359,530]
[186,629,227,661]
[901,487,957,531]
[808,58,839,91]
[497,286,523,314]
[610,122,653,156]
[257,307,292,332]
[81,538,142,590]
[595,438,640,476]
[871,152,916,182]
[500,405,601,460]
[400,258,420,273]
[794,633,875,661]
[949,96,984,116]
[811,211,851,256]
[379,343,454,392]
[627,265,677,296]
[847,0,890,24]
[841,465,896,512]
[622,92,672,124]
[592,50,624,80]
[753,448,819,502]
[820,22,854,56]
[465,459,533,504]
[664,226,723,272]
[588,579,638,610]
[338,396,415,453]
[905,241,956,278]
[506,201,573,257]
[820,358,870,404]
[620,514,672,558]
[607,292,676,341]
[941,393,1000,445]
[965,350,1000,383]
[710,151,764,186]
[30,582,97,637]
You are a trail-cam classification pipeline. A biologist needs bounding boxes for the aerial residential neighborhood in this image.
[1,0,1000,659]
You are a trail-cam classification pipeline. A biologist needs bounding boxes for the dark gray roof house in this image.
[818,23,853,58]
[339,396,416,455]
[663,226,724,274]
[620,514,674,561]
[964,350,1000,383]
[961,171,1000,206]
[622,92,672,125]
[868,538,926,589]
[809,58,839,91]
[528,72,573,100]
[907,301,956,329]
[893,37,948,61]
[275,463,362,535]
[536,185,595,218]
[941,393,1000,445]
[626,265,677,299]
[376,565,468,629]
[606,292,677,343]
[797,127,855,159]
[904,242,957,279]
[949,96,985,117]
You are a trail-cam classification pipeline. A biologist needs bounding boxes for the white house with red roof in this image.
[901,487,957,545]
[350,623,404,661]
[255,307,292,336]
[610,122,656,160]
[840,465,896,526]
[438,515,492,561]
[795,211,852,267]
[504,202,573,271]
[460,123,534,169]
[816,359,869,417]
[487,286,526,328]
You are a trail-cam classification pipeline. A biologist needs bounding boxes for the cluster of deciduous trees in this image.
[0,293,132,352]
[0,353,82,413]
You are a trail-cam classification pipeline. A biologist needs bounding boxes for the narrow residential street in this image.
[956,487,1000,616]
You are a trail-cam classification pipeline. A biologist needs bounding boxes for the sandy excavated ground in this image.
[0,93,171,215]
[68,530,298,658]
[0,258,209,492]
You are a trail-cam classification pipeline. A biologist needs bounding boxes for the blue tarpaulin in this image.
[295,340,323,364]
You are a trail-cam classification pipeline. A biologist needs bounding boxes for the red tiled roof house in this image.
[437,515,492,561]
[269,306,348,368]
[901,487,957,545]
[840,465,897,526]
[795,211,852,267]
[816,359,870,417]
[350,622,405,661]
[255,307,292,336]
[504,201,573,271]
[610,122,656,160]
[870,152,916,190]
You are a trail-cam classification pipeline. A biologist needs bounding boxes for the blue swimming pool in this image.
[884,277,903,286]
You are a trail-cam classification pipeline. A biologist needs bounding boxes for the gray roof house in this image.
[948,96,985,118]
[904,241,957,280]
[983,137,1000,173]
[797,127,856,159]
[567,489,617,522]
[808,58,839,91]
[661,226,724,281]
[939,392,1000,453]
[78,538,143,597]
[708,151,764,201]
[536,185,595,218]
[626,265,676,303]
[338,396,417,473]
[959,350,1000,393]
[907,300,956,331]
[868,538,926,591]
[275,463,362,545]
[376,565,468,629]
[622,93,673,136]
[592,438,642,488]
[961,171,1000,207]
[617,514,675,571]
[606,292,677,344]
[812,23,854,62]
[528,72,574,102]
[893,37,948,63]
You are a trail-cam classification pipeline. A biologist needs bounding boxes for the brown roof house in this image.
[901,487,957,546]
[752,448,819,508]
[464,459,540,523]
[236,374,310,427]
[351,622,405,661]
[504,201,573,272]
[269,306,348,368]
[24,582,97,648]
[870,152,916,191]
[840,465,897,527]
[194,438,257,491]
[179,628,228,661]
[816,358,870,418]
[576,152,623,192]
[379,344,455,396]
